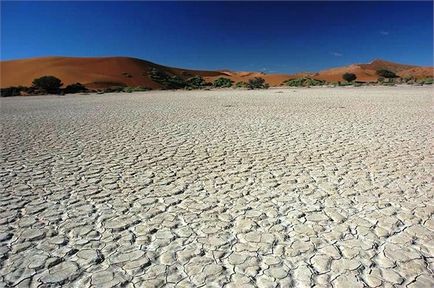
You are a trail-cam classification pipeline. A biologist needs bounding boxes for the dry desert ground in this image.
[0,87,433,287]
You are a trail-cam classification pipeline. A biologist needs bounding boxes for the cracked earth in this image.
[0,87,433,287]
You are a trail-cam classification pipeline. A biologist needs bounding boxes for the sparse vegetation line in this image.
[1,63,433,96]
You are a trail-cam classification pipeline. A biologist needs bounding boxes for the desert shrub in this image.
[417,77,433,85]
[121,86,151,93]
[284,78,325,87]
[149,68,168,82]
[98,86,151,93]
[132,86,151,91]
[148,68,186,89]
[24,86,46,95]
[401,76,415,84]
[235,81,249,88]
[102,86,125,93]
[1,86,25,97]
[123,87,134,93]
[377,69,397,79]
[32,76,63,94]
[167,75,187,89]
[63,83,87,94]
[308,78,325,86]
[329,82,339,87]
[0,86,53,96]
[284,78,303,87]
[342,73,357,82]
[213,77,234,88]
[186,75,206,89]
[247,77,269,89]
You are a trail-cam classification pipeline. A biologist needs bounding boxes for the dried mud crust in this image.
[0,87,433,287]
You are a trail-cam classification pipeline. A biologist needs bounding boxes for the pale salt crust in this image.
[0,86,433,287]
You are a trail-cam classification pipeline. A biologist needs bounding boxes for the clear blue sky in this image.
[1,1,433,73]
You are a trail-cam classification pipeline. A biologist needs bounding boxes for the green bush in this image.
[148,68,167,82]
[102,86,125,93]
[384,78,396,84]
[329,82,339,87]
[168,76,187,89]
[186,75,206,89]
[148,68,186,89]
[0,85,60,96]
[24,86,46,95]
[417,77,433,85]
[338,81,353,86]
[247,77,269,89]
[213,77,234,88]
[1,86,24,97]
[377,69,397,79]
[342,73,357,82]
[235,81,249,88]
[123,87,134,93]
[63,83,87,94]
[284,78,325,87]
[132,86,151,91]
[32,76,63,94]
[284,78,301,87]
[99,86,151,93]
[121,87,150,93]
[401,76,415,84]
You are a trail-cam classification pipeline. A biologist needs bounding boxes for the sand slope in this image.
[0,56,224,89]
[315,59,433,82]
[1,57,432,89]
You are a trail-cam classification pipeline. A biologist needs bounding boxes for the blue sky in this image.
[1,1,433,73]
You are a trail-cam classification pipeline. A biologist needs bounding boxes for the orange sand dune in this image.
[0,56,224,89]
[358,59,418,73]
[1,56,432,89]
[398,67,434,78]
[315,59,433,82]
[315,64,378,82]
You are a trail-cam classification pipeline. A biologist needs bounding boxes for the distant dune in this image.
[315,59,433,82]
[1,56,432,89]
